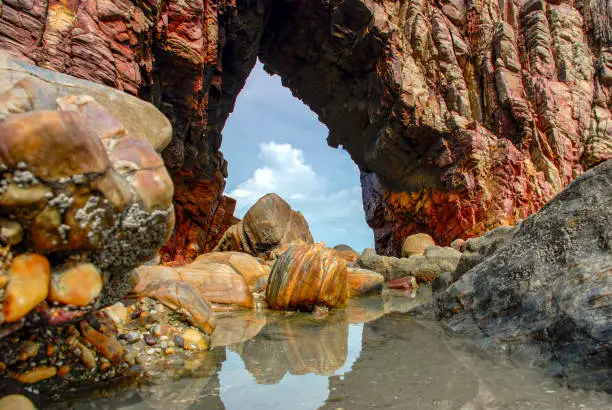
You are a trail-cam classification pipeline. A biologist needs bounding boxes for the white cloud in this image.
[228,141,372,249]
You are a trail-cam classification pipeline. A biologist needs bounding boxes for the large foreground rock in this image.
[434,160,612,392]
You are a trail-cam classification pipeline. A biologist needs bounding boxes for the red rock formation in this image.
[2,0,609,258]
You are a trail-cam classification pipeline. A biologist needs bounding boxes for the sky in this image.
[221,61,374,252]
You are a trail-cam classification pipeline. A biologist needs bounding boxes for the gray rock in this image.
[433,160,612,392]
[453,224,520,281]
[358,246,461,282]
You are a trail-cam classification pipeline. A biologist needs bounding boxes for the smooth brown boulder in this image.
[265,243,348,311]
[333,244,361,265]
[214,194,313,258]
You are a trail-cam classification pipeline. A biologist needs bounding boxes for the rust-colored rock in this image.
[17,366,57,384]
[215,194,314,258]
[2,254,50,323]
[347,268,384,297]
[332,245,361,265]
[401,233,436,257]
[265,244,349,311]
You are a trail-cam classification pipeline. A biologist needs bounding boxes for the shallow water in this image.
[49,290,611,410]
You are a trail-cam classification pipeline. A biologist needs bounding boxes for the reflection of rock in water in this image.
[233,314,349,384]
[321,313,611,410]
[211,311,267,348]
[47,349,226,410]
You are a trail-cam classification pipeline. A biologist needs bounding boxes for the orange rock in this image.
[265,244,349,311]
[79,321,125,365]
[332,246,360,264]
[49,262,103,306]
[347,268,384,297]
[401,233,436,257]
[3,254,50,322]
[17,366,57,384]
[182,328,208,350]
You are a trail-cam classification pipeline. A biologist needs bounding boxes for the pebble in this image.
[3,254,50,322]
[48,262,103,306]
[182,329,208,351]
[18,341,39,361]
[146,348,155,355]
[103,302,128,325]
[160,341,168,349]
[122,331,141,344]
[17,365,57,384]
[144,334,158,346]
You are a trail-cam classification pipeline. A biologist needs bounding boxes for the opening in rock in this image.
[222,61,374,252]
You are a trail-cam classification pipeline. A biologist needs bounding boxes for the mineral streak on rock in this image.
[0,1,610,259]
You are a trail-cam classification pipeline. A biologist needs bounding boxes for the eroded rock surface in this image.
[434,160,612,392]
[2,1,609,258]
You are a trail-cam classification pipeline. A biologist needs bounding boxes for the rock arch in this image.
[1,0,610,258]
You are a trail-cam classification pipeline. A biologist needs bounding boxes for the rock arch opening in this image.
[222,61,374,252]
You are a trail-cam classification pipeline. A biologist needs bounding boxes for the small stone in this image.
[160,341,168,349]
[146,348,155,355]
[0,394,36,410]
[49,262,103,306]
[152,324,162,337]
[75,341,97,369]
[165,347,175,355]
[103,302,128,325]
[182,329,208,351]
[18,340,39,361]
[3,254,50,322]
[57,365,70,377]
[17,365,57,384]
[122,331,141,344]
[0,218,23,245]
[144,334,158,346]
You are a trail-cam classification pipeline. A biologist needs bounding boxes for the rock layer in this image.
[1,0,610,257]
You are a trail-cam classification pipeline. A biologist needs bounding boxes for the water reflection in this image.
[49,292,611,410]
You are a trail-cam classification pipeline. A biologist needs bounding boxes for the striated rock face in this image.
[2,0,610,257]
[434,160,612,392]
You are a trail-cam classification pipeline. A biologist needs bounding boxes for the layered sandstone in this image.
[2,0,609,257]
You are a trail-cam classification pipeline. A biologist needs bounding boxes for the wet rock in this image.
[401,233,435,257]
[102,302,128,326]
[0,394,36,410]
[48,263,103,306]
[0,219,23,245]
[2,254,50,322]
[214,194,313,258]
[434,160,612,392]
[79,321,125,365]
[347,268,384,297]
[387,276,418,292]
[182,329,208,351]
[266,244,348,311]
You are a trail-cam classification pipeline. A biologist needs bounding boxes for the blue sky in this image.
[222,61,374,252]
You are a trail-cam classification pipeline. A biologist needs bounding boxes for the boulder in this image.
[433,160,612,392]
[191,251,271,293]
[332,245,361,265]
[214,194,313,258]
[358,246,462,282]
[265,244,348,311]
[401,233,435,257]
